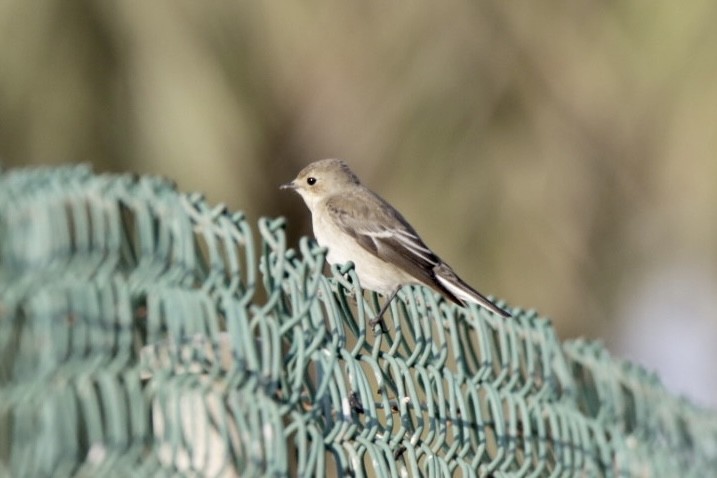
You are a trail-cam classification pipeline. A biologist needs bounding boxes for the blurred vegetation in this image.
[1,1,716,384]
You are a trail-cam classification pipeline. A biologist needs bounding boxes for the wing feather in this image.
[324,190,462,304]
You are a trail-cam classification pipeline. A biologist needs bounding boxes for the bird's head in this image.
[280,158,360,208]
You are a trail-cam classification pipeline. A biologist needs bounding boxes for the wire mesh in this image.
[1,165,716,477]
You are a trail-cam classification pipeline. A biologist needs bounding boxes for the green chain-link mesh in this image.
[1,166,716,477]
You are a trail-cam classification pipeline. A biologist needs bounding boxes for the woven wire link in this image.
[1,166,716,477]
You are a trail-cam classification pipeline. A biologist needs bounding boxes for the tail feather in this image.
[433,264,511,318]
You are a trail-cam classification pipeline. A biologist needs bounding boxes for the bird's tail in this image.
[434,263,511,318]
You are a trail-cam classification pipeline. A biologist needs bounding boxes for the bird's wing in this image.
[324,190,462,303]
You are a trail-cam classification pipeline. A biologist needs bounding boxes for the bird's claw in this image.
[369,316,387,335]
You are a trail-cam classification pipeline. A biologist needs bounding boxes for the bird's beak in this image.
[279,180,296,190]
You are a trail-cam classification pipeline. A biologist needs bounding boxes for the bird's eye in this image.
[307,177,317,186]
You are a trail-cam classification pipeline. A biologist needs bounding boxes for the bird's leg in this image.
[369,287,400,333]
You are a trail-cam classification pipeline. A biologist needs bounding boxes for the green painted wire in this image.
[1,166,717,477]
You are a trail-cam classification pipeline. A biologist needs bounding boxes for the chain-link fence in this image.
[1,166,716,477]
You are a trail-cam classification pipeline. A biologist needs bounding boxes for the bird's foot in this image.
[368,316,388,335]
[367,287,400,335]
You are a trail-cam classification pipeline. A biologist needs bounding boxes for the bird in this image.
[280,158,511,326]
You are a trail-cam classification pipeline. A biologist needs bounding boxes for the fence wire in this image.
[0,165,716,477]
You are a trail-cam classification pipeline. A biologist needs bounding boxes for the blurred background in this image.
[1,1,716,405]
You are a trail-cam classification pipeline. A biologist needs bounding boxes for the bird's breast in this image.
[312,212,356,265]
